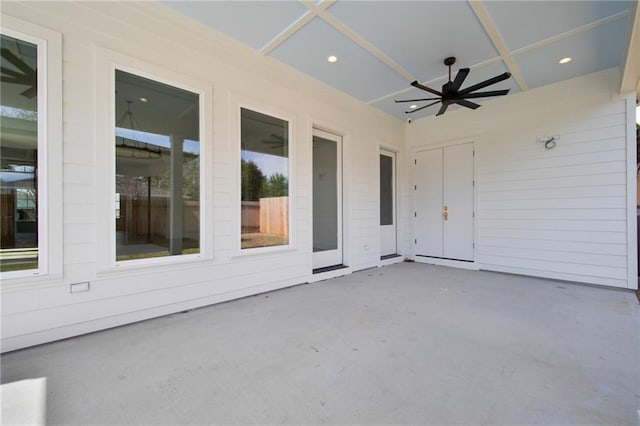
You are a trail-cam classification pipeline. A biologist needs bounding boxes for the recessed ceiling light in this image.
[139,97,148,103]
[327,55,338,63]
[558,57,572,64]
[410,104,418,109]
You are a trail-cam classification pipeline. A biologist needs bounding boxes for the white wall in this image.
[0,2,406,352]
[2,3,635,353]
[406,68,637,289]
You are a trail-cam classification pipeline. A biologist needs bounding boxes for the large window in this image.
[240,108,289,249]
[1,34,39,273]
[115,70,200,261]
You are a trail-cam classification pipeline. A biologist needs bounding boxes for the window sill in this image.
[99,252,213,278]
[232,245,297,260]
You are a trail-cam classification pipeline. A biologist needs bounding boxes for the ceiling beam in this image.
[468,0,529,92]
[512,10,630,56]
[620,3,640,96]
[260,1,335,55]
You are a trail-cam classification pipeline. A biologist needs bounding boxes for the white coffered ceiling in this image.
[161,1,636,121]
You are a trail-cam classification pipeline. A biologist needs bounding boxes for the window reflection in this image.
[240,108,289,249]
[0,34,39,272]
[115,70,200,261]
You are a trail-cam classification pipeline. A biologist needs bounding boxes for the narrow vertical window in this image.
[115,70,200,261]
[380,154,393,226]
[0,34,39,273]
[240,108,289,249]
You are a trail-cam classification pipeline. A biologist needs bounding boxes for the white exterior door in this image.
[414,148,443,257]
[312,128,343,269]
[443,143,474,260]
[380,149,397,257]
[414,143,474,261]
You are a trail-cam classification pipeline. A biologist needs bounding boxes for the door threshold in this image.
[313,264,348,274]
[414,256,478,271]
[416,255,473,263]
[380,254,402,260]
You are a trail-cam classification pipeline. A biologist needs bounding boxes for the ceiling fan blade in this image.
[405,100,441,114]
[20,86,37,98]
[394,97,441,103]
[455,99,481,109]
[270,133,284,140]
[458,72,511,96]
[436,103,449,116]
[451,68,470,91]
[1,66,24,78]
[411,80,442,96]
[1,75,31,85]
[462,89,510,99]
[1,48,36,77]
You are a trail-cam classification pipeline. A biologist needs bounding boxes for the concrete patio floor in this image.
[1,263,639,425]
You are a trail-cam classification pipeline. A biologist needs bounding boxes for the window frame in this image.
[0,16,62,282]
[236,102,295,256]
[96,49,211,272]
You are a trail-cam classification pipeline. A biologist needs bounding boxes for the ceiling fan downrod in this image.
[444,56,456,82]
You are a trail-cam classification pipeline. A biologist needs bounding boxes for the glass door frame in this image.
[379,148,397,258]
[312,128,343,270]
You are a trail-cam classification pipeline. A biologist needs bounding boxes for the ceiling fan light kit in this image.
[395,57,512,117]
[115,100,162,159]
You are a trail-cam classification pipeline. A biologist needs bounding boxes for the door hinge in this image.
[472,211,475,218]
[473,243,475,248]
[414,159,417,165]
[414,239,417,244]
[414,212,417,217]
[414,185,417,190]
[473,180,475,187]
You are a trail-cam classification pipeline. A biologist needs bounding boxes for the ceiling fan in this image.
[262,133,285,149]
[1,48,37,99]
[395,57,511,116]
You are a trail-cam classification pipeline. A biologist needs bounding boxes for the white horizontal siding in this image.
[481,149,625,174]
[478,208,627,221]
[479,219,626,232]
[0,1,406,351]
[478,246,626,267]
[480,237,626,256]
[407,68,633,288]
[480,161,626,182]
[482,173,626,191]
[478,197,626,210]
[477,92,628,286]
